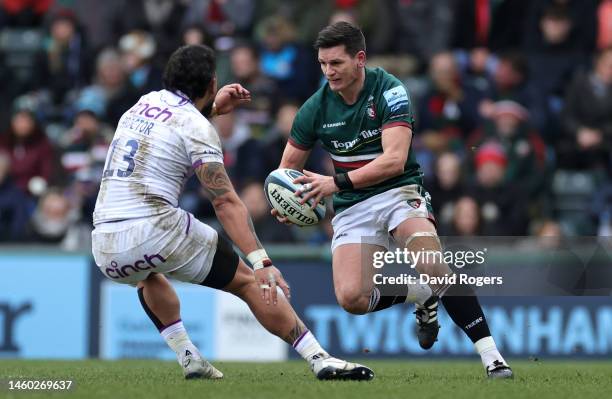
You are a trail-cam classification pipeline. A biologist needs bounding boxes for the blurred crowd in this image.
[1,0,612,250]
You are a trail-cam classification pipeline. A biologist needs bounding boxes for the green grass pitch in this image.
[1,360,611,399]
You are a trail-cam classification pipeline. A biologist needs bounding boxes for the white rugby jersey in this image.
[93,90,223,225]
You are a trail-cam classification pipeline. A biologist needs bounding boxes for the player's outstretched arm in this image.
[195,161,290,303]
[211,84,251,116]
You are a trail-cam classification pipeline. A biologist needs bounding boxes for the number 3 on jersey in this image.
[103,139,139,178]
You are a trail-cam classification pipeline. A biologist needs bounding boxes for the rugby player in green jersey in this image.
[272,22,512,379]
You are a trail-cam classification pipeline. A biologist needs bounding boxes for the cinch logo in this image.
[270,188,315,225]
[323,121,346,129]
[105,253,167,279]
[129,102,173,122]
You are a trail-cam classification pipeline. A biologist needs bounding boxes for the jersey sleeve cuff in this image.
[288,137,313,151]
[192,155,224,169]
[382,121,412,131]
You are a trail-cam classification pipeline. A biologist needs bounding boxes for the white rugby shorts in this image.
[331,185,435,253]
[91,208,218,285]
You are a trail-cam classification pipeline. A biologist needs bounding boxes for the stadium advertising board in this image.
[0,253,90,359]
[278,260,612,358]
[100,282,286,361]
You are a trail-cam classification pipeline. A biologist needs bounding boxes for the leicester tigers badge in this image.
[366,95,376,119]
[408,199,421,209]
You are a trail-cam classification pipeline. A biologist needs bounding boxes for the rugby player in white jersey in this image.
[91,44,373,381]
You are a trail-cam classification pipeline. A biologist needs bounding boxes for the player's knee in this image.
[335,287,368,315]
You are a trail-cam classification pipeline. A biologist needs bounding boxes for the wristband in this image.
[334,173,354,190]
[246,249,272,270]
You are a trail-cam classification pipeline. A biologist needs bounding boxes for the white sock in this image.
[475,336,507,369]
[160,320,200,363]
[405,282,433,306]
[293,330,327,363]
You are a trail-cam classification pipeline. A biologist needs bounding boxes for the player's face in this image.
[318,45,365,92]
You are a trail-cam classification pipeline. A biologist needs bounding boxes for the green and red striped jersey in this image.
[289,67,424,214]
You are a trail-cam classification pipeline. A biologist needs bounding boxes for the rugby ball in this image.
[264,169,326,226]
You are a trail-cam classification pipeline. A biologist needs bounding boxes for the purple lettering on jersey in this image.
[104,254,167,280]
[130,102,173,122]
[144,106,161,118]
[156,108,173,122]
[145,253,167,268]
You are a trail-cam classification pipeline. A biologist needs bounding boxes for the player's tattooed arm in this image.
[195,161,264,254]
[247,214,264,249]
[196,162,232,199]
[283,315,307,344]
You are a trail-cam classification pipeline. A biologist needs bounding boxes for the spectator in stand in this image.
[559,46,612,173]
[0,151,31,241]
[182,23,214,47]
[389,0,452,60]
[113,0,187,59]
[181,0,255,40]
[524,0,598,54]
[59,109,113,183]
[0,110,55,196]
[443,195,482,236]
[261,100,328,178]
[213,112,262,189]
[241,181,296,243]
[118,30,163,96]
[24,187,90,249]
[525,5,591,140]
[468,100,547,195]
[36,8,91,106]
[479,52,545,130]
[288,0,393,55]
[75,48,140,126]
[467,141,530,235]
[426,151,465,230]
[451,0,529,52]
[72,0,122,53]
[258,15,319,101]
[418,52,483,153]
[0,0,53,27]
[229,42,279,137]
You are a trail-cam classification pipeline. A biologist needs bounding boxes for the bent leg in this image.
[332,243,432,314]
[137,273,180,328]
[136,273,223,379]
[392,217,453,295]
[224,260,307,344]
[223,259,375,380]
[392,218,510,375]
[332,244,381,314]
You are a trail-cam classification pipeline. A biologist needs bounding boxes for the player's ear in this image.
[356,50,366,68]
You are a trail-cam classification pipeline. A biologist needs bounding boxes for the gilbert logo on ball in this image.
[264,169,326,226]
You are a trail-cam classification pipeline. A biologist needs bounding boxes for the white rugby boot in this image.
[179,348,223,380]
[310,352,374,381]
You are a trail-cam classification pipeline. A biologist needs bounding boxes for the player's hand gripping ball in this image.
[264,169,326,226]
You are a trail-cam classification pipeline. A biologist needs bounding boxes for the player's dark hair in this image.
[163,44,216,102]
[314,21,365,57]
